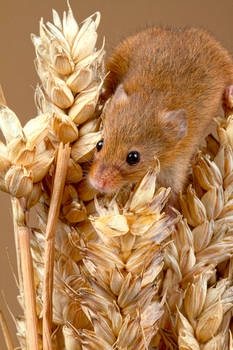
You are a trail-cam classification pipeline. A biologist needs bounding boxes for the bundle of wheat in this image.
[0,4,233,350]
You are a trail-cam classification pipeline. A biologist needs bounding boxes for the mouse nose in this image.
[89,177,108,192]
[89,162,122,193]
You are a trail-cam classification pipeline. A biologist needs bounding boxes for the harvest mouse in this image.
[89,27,233,203]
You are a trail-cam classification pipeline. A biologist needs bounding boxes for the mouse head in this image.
[89,84,187,193]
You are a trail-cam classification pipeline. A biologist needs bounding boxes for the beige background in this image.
[0,0,232,347]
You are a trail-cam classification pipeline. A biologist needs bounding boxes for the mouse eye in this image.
[126,151,140,166]
[96,139,104,152]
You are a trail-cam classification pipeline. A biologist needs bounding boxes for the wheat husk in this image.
[159,116,233,349]
[0,4,233,350]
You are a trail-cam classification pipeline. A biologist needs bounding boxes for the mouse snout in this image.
[89,162,122,193]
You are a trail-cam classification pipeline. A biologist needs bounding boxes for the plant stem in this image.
[0,85,39,349]
[0,84,7,106]
[0,88,23,295]
[18,224,40,350]
[0,310,14,350]
[42,143,70,350]
[11,198,23,295]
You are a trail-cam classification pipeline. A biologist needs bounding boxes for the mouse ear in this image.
[162,109,187,141]
[114,84,128,104]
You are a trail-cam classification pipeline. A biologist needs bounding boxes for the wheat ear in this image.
[160,114,233,349]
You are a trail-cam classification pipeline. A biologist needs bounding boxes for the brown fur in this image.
[89,27,233,196]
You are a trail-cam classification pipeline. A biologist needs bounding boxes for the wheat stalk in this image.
[0,311,14,350]
[43,143,70,350]
[159,116,233,349]
[0,4,233,350]
[0,4,104,348]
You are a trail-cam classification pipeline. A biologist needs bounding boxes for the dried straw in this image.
[0,311,14,350]
[43,143,70,350]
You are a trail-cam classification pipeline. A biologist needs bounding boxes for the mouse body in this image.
[89,27,233,199]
